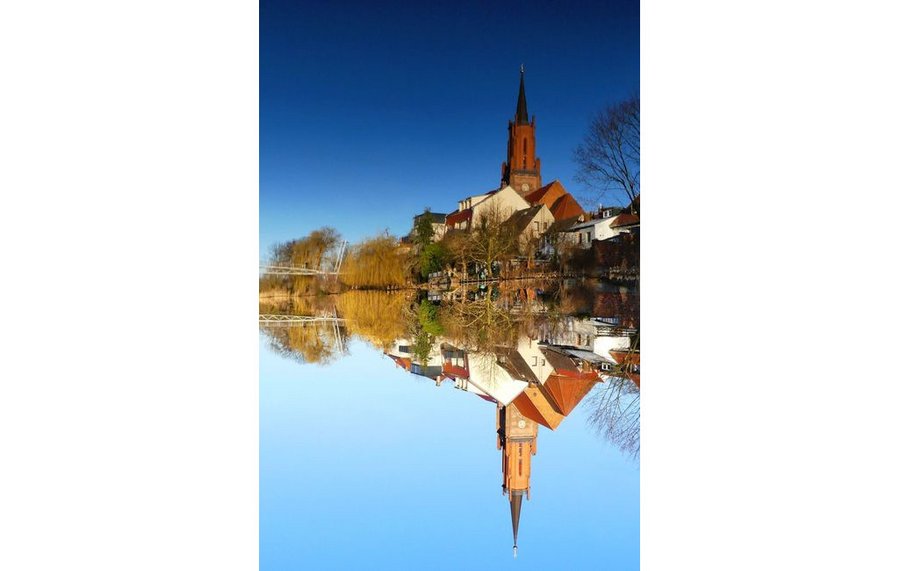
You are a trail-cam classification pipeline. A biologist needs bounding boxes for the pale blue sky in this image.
[260,335,639,569]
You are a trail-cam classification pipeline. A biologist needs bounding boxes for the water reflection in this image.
[260,280,639,555]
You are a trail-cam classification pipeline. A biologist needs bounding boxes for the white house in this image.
[464,350,529,406]
[564,209,629,248]
[447,185,530,231]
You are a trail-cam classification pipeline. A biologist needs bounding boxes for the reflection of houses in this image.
[385,330,609,557]
[385,339,443,383]
[465,349,530,406]
[593,335,640,389]
[439,343,490,400]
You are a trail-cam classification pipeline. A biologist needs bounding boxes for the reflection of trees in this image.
[336,291,409,351]
[587,335,640,460]
[260,291,412,365]
[559,281,639,329]
[440,289,520,350]
[587,376,639,459]
[263,321,348,366]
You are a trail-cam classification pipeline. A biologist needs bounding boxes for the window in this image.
[532,356,538,366]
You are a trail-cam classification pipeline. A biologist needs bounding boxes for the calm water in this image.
[260,282,640,569]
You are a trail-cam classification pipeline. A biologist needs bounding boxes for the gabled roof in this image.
[539,346,600,415]
[546,216,582,234]
[543,373,599,416]
[496,347,540,384]
[501,205,546,235]
[387,355,412,371]
[540,347,581,374]
[445,208,472,227]
[414,212,448,224]
[611,213,639,228]
[549,193,586,221]
[629,194,640,214]
[523,181,561,205]
[610,349,640,388]
[512,385,565,430]
[566,217,615,232]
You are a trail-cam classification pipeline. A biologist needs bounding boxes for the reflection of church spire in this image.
[497,402,537,557]
[510,490,523,557]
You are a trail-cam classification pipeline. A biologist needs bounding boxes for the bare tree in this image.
[587,374,640,459]
[586,334,640,460]
[574,94,640,210]
[462,202,520,278]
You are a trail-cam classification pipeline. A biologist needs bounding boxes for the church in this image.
[441,68,588,235]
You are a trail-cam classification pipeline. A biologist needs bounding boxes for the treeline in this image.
[261,228,413,293]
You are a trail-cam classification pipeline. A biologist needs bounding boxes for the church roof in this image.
[523,181,560,205]
[539,347,600,415]
[543,373,599,416]
[549,193,586,220]
[512,385,565,430]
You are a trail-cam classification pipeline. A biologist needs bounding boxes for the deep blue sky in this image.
[260,0,639,254]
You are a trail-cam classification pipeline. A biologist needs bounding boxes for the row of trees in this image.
[261,93,639,291]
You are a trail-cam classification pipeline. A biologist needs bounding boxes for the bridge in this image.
[259,240,349,276]
[259,314,345,325]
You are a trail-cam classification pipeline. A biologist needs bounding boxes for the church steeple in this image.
[515,65,529,125]
[501,66,542,196]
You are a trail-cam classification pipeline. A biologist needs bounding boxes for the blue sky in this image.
[260,336,640,570]
[260,0,639,256]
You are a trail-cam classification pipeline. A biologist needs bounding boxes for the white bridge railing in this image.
[260,241,349,276]
[258,315,345,325]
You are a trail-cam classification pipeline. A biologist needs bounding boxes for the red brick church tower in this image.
[501,66,542,196]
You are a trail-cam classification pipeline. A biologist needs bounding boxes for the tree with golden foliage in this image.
[340,233,412,288]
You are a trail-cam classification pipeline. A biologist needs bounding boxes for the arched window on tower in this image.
[523,138,528,167]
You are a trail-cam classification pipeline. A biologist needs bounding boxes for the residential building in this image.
[411,211,448,242]
[500,204,554,250]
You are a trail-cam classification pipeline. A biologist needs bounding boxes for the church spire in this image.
[515,65,529,125]
[501,66,542,195]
